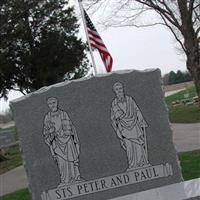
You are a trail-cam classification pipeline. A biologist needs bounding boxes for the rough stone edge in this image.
[17,137,32,197]
[160,76,184,182]
[10,69,159,105]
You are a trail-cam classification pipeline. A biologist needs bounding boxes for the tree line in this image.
[163,70,192,85]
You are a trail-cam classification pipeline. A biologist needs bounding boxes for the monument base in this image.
[112,178,200,200]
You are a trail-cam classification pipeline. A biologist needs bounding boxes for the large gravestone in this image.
[11,70,183,200]
[0,132,16,148]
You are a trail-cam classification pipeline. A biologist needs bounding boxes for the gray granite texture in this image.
[11,70,183,200]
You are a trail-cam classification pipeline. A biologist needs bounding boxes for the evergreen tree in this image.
[0,0,89,99]
[168,71,177,85]
[184,71,192,82]
[176,70,185,83]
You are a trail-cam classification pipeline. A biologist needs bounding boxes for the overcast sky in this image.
[0,3,187,113]
[90,25,186,74]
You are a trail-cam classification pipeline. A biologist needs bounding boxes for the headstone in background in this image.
[0,132,16,149]
[184,93,190,99]
[11,70,183,200]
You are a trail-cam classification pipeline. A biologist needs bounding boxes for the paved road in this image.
[0,165,28,196]
[171,123,200,152]
[0,123,199,197]
[165,89,185,97]
[0,121,15,129]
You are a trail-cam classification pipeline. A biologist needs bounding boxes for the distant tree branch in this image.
[104,22,165,28]
[189,0,195,18]
[159,13,186,53]
[194,10,200,24]
[193,3,200,10]
[159,0,182,27]
[196,27,200,36]
[133,0,182,30]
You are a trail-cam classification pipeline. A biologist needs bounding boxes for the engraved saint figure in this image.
[111,82,149,171]
[43,97,81,186]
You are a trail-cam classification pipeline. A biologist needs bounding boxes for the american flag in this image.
[83,9,113,72]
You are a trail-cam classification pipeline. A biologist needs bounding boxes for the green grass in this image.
[1,189,31,200]
[0,126,18,140]
[165,86,200,123]
[0,127,16,134]
[165,86,197,105]
[168,104,200,123]
[179,150,200,181]
[0,145,22,175]
[1,150,199,200]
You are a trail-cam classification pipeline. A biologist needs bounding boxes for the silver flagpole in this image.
[78,0,98,76]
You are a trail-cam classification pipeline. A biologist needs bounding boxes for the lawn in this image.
[0,127,16,134]
[167,104,200,123]
[165,86,197,105]
[1,149,199,200]
[178,150,200,181]
[165,86,200,123]
[0,126,18,140]
[0,145,23,175]
[1,189,31,200]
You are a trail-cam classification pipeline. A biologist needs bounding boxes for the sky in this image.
[0,2,187,113]
[90,25,186,74]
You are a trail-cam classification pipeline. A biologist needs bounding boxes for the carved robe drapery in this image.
[43,110,80,185]
[111,96,149,170]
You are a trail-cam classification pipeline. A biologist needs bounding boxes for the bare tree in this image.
[84,0,200,101]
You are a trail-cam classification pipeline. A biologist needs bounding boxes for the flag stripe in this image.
[84,9,113,72]
[88,33,107,48]
[88,29,102,39]
[88,36,107,50]
[90,41,108,53]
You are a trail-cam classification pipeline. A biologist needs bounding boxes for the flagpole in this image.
[78,0,98,76]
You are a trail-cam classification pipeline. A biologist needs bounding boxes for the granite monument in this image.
[11,70,183,200]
